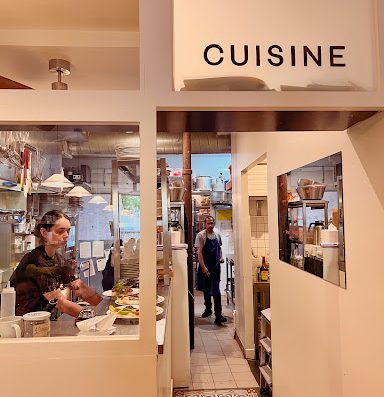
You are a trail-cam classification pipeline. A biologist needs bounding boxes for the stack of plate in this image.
[120,258,139,281]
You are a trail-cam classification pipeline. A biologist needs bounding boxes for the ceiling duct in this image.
[68,132,230,156]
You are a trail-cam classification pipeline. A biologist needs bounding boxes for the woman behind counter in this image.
[10,210,102,318]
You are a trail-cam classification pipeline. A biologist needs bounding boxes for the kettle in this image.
[308,221,324,245]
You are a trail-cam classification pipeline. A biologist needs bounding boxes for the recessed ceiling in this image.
[0,45,139,90]
[0,0,139,31]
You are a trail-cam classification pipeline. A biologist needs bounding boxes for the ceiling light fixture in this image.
[49,59,70,90]
[66,185,91,198]
[41,169,74,188]
[103,204,113,211]
[89,195,107,204]
[42,125,74,188]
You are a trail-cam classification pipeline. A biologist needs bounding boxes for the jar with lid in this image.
[22,311,51,337]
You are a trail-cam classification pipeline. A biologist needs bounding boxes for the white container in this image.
[0,316,23,338]
[1,282,15,318]
[171,230,181,245]
[22,311,51,337]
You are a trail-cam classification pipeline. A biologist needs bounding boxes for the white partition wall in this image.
[0,1,383,396]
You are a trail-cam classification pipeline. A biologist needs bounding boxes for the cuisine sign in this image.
[203,44,346,68]
[173,0,377,91]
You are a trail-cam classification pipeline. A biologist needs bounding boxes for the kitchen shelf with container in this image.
[287,181,329,277]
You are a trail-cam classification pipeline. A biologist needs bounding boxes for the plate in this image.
[107,305,164,319]
[115,296,139,306]
[115,295,165,306]
[102,287,139,298]
[102,290,116,298]
[107,304,140,319]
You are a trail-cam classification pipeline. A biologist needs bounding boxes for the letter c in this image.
[204,44,224,66]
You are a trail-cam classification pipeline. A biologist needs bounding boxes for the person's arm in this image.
[56,295,83,318]
[197,246,210,277]
[69,279,103,306]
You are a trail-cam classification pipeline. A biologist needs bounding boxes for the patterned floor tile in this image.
[173,388,259,397]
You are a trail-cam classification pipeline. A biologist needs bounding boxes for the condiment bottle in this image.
[260,256,269,282]
[1,282,16,317]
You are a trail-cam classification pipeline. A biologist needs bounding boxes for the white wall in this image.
[231,113,384,397]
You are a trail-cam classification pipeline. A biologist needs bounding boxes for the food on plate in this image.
[108,304,140,317]
[112,279,133,297]
[115,294,164,305]
[116,295,139,305]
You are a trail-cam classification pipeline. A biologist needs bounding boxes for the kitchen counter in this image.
[51,284,171,352]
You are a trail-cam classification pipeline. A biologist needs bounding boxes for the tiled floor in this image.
[174,291,259,395]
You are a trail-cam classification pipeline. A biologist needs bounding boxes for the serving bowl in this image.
[296,184,326,200]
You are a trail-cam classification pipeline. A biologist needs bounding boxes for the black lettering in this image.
[267,45,283,66]
[303,46,322,66]
[204,44,224,66]
[290,46,296,66]
[330,46,346,67]
[256,45,261,67]
[230,45,249,66]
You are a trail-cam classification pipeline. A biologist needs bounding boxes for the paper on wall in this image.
[79,242,92,259]
[89,260,96,277]
[96,258,107,272]
[80,260,90,277]
[92,241,104,258]
[104,249,110,258]
[80,260,96,277]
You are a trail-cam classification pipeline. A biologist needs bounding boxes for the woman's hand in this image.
[56,295,83,318]
[69,279,102,306]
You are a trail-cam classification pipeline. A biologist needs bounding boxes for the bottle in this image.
[260,256,269,282]
[1,282,16,317]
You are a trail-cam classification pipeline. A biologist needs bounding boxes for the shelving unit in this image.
[287,200,329,272]
[170,201,185,243]
[259,307,272,395]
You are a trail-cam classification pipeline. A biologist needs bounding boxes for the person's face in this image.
[205,219,214,233]
[41,217,71,248]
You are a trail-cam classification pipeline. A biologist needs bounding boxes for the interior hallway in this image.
[173,291,260,397]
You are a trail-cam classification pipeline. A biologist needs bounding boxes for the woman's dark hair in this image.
[34,210,70,244]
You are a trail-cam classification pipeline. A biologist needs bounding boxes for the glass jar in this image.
[22,311,51,337]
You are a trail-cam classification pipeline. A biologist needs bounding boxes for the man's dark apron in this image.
[197,234,221,296]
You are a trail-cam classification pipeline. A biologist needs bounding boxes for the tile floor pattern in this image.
[174,389,259,397]
[174,291,259,396]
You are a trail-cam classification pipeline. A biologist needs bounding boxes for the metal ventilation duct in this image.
[68,132,230,156]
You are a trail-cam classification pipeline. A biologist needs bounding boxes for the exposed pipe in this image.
[182,131,194,350]
[68,132,230,156]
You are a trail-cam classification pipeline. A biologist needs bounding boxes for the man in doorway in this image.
[195,216,227,325]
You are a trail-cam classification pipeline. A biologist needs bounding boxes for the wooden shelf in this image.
[261,308,271,323]
[260,365,272,387]
[260,337,272,355]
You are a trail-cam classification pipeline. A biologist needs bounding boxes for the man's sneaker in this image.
[214,315,227,325]
[202,309,213,318]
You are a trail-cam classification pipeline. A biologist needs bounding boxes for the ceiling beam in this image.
[0,75,32,89]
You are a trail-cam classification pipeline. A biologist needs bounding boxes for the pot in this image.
[194,176,213,191]
[211,191,231,204]
[296,184,326,200]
